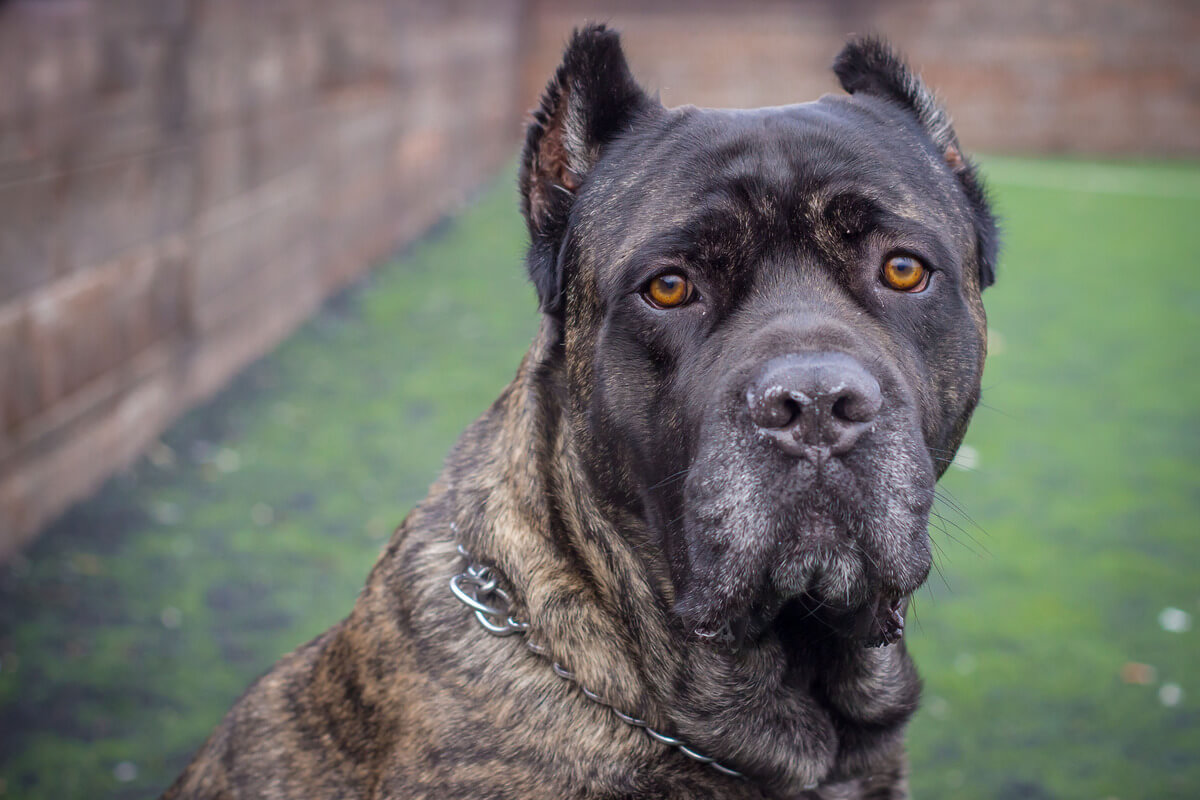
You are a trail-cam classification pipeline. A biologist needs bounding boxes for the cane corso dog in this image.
[164,25,997,800]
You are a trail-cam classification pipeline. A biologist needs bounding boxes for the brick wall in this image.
[0,0,525,558]
[2,0,1196,559]
[524,0,1200,157]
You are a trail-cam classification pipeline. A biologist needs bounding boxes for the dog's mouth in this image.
[783,589,906,648]
[695,589,907,651]
[852,591,906,648]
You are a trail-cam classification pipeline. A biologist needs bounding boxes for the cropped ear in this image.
[519,24,654,315]
[833,37,998,289]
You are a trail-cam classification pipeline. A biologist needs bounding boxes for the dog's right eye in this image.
[643,273,695,309]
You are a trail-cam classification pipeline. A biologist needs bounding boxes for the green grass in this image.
[904,157,1200,798]
[1,158,1198,799]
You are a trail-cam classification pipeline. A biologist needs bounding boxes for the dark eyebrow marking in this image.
[822,192,882,239]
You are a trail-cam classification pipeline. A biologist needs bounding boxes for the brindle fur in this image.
[164,26,996,800]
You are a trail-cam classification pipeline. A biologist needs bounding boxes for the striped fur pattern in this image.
[163,25,995,800]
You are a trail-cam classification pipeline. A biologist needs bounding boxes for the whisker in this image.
[926,534,956,590]
[648,468,691,492]
[851,538,882,575]
[907,593,924,635]
[976,401,1017,420]
[929,511,988,558]
[933,486,987,533]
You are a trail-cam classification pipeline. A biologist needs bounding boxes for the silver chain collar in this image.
[448,544,745,779]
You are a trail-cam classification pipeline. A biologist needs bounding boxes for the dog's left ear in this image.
[834,37,998,289]
[519,24,656,315]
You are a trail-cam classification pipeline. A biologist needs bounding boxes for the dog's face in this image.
[521,29,996,652]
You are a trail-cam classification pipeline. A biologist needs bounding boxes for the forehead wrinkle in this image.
[582,97,977,298]
[593,208,741,301]
[810,98,975,234]
[575,159,694,295]
[588,162,764,299]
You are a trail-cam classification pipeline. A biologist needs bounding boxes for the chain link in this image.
[448,543,745,780]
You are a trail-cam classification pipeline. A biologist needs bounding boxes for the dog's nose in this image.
[746,353,882,457]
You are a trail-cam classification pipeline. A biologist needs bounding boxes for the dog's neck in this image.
[441,320,915,795]
[446,321,665,713]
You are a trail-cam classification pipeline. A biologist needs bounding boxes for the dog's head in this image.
[519,26,996,650]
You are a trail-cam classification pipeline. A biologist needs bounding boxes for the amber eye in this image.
[644,273,694,308]
[880,255,929,292]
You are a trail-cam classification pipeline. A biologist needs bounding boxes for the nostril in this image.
[831,394,853,423]
[747,353,884,457]
[748,387,805,430]
[829,389,879,424]
[778,396,803,429]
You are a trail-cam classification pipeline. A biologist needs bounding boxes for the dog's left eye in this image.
[643,273,695,308]
[880,255,929,292]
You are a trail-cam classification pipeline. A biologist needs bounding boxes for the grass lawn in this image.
[1,157,1197,799]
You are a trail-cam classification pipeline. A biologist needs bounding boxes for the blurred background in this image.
[0,0,1197,798]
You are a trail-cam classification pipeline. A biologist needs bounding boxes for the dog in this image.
[163,25,996,800]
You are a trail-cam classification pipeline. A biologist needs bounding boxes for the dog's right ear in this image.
[519,24,653,316]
